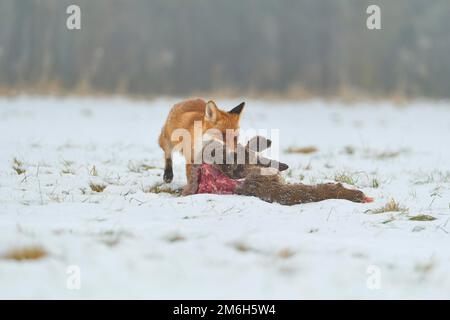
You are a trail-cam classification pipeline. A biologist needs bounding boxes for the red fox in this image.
[158,98,245,184]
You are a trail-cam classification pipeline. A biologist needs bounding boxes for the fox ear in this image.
[205,101,218,123]
[228,102,245,115]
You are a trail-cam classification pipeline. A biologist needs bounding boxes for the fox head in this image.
[204,135,289,179]
[203,100,245,150]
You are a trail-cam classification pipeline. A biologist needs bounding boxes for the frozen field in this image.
[0,96,449,299]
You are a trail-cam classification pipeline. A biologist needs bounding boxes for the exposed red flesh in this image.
[197,164,243,194]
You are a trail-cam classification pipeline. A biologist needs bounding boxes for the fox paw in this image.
[163,170,173,183]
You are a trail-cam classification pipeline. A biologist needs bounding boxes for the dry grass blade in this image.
[370,149,409,160]
[2,246,47,261]
[90,182,107,193]
[344,146,355,155]
[409,214,436,221]
[278,248,296,259]
[140,164,158,171]
[13,166,26,175]
[334,172,356,185]
[285,146,318,154]
[166,233,185,243]
[232,241,251,252]
[366,199,408,214]
[146,183,182,196]
[89,165,98,176]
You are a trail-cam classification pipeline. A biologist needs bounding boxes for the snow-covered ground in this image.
[0,96,449,299]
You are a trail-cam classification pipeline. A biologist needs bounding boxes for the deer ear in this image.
[246,136,272,152]
[228,102,245,115]
[205,101,218,123]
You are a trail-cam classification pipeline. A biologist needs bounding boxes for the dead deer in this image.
[183,136,373,205]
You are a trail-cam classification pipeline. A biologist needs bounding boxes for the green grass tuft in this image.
[334,172,356,185]
[90,182,107,193]
[372,178,380,188]
[128,161,158,173]
[409,214,436,221]
[285,146,318,154]
[12,158,26,175]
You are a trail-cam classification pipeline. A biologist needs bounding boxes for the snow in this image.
[0,96,449,299]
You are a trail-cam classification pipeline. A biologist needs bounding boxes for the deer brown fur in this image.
[235,173,366,205]
[183,136,370,205]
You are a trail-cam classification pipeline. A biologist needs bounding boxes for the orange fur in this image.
[158,98,244,184]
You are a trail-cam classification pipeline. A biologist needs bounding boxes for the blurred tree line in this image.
[0,0,450,98]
